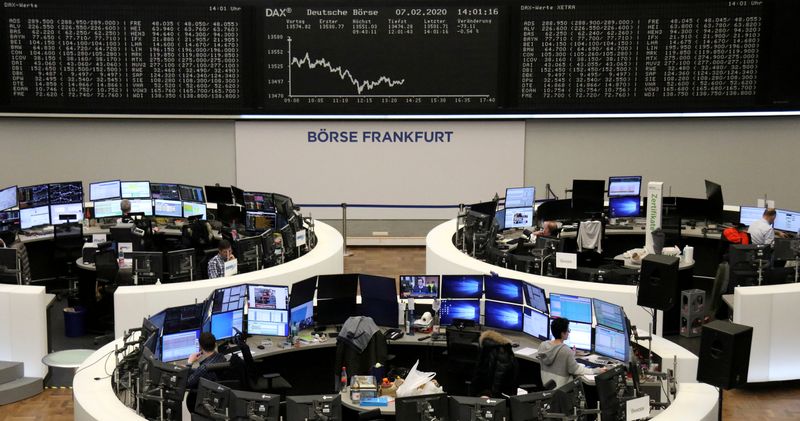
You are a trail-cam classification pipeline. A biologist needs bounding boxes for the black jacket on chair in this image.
[335,330,388,377]
[472,330,519,398]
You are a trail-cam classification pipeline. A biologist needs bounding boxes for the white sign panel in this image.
[644,181,664,253]
[296,229,307,247]
[626,395,650,421]
[555,252,578,270]
[224,258,238,277]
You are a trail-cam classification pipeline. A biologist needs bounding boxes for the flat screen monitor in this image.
[231,186,245,207]
[130,251,163,284]
[440,275,483,299]
[210,309,243,340]
[523,283,548,314]
[243,191,272,211]
[548,293,593,324]
[289,276,317,308]
[149,310,167,330]
[248,285,289,311]
[594,325,629,362]
[469,200,497,217]
[316,297,357,326]
[359,274,397,301]
[0,186,18,211]
[705,180,724,220]
[246,210,277,232]
[204,185,234,204]
[608,196,641,218]
[48,181,83,205]
[93,199,123,219]
[121,181,151,199]
[229,390,281,421]
[129,199,153,216]
[0,211,20,232]
[20,205,50,229]
[183,202,207,219]
[448,396,508,421]
[399,275,439,299]
[572,179,605,214]
[739,206,765,226]
[484,301,523,332]
[163,303,204,333]
[504,207,534,229]
[89,180,120,202]
[484,275,524,304]
[179,185,205,203]
[360,297,399,327]
[550,319,592,351]
[161,329,200,362]
[775,209,800,233]
[494,209,505,230]
[150,183,181,200]
[439,299,480,326]
[209,285,247,314]
[523,307,549,340]
[154,199,182,218]
[317,274,358,300]
[593,299,626,332]
[396,394,447,421]
[608,176,642,197]
[287,395,342,421]
[18,184,49,209]
[510,390,554,421]
[505,187,535,208]
[290,301,314,331]
[49,203,84,224]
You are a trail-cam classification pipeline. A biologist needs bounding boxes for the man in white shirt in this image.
[747,208,786,245]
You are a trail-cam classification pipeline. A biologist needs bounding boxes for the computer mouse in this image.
[511,343,519,348]
[257,345,265,350]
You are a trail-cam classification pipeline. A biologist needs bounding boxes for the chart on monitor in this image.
[261,5,502,112]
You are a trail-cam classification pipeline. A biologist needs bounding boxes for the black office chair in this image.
[198,248,219,280]
[334,330,389,377]
[91,248,118,344]
[358,409,384,421]
[226,336,292,395]
[52,222,85,299]
[445,325,482,396]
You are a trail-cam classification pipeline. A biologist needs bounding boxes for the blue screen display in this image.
[290,301,314,330]
[484,301,523,332]
[495,209,505,230]
[593,299,626,332]
[548,293,593,324]
[594,325,629,362]
[440,275,483,299]
[484,276,524,304]
[439,300,480,326]
[210,309,243,340]
[609,196,641,218]
[149,311,166,330]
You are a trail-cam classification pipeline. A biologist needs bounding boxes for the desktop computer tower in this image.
[697,320,753,389]
[680,289,705,338]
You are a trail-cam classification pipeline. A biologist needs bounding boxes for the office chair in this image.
[334,330,389,377]
[576,220,604,269]
[445,326,482,396]
[358,409,384,421]
[705,262,730,322]
[198,248,218,280]
[227,336,292,395]
[91,248,118,344]
[52,222,85,300]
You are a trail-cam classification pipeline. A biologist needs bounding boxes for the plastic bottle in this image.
[291,322,299,341]
[340,366,348,393]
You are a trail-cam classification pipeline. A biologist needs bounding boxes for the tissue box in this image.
[350,375,378,403]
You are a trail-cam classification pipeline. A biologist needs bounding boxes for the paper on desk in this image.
[514,347,538,357]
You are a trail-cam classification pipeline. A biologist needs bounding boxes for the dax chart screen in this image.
[261,5,504,112]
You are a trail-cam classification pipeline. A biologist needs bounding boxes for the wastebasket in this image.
[64,306,87,338]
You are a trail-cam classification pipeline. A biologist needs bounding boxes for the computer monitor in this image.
[523,307,549,340]
[119,181,151,199]
[469,200,498,217]
[440,275,483,299]
[548,293,593,324]
[166,249,194,282]
[506,187,535,208]
[0,211,20,233]
[484,301,524,332]
[0,186,18,211]
[243,191,272,211]
[154,199,182,218]
[89,180,120,201]
[150,183,180,200]
[316,297,357,326]
[484,275,524,304]
[49,202,84,224]
[359,274,399,327]
[280,224,297,258]
[739,206,765,226]
[204,185,234,204]
[287,394,342,421]
[247,284,290,336]
[18,184,49,209]
[593,298,626,332]
[595,364,628,421]
[129,251,163,285]
[231,186,245,206]
[594,325,630,362]
[178,184,204,203]
[194,379,231,420]
[504,207,534,229]
[161,329,200,362]
[235,236,261,273]
[183,202,207,219]
[399,275,439,299]
[129,199,153,216]
[93,199,123,219]
[395,393,448,421]
[608,176,642,197]
[210,309,244,340]
[48,181,83,205]
[510,389,556,421]
[317,274,358,299]
[548,319,592,351]
[210,284,247,313]
[775,209,800,233]
[439,299,480,326]
[572,179,605,214]
[523,283,548,314]
[494,209,506,230]
[705,180,724,220]
[163,302,204,334]
[229,389,281,421]
[20,205,50,229]
[149,310,167,330]
[448,396,508,421]
[245,210,277,233]
[608,196,641,218]
[289,276,317,308]
[290,300,314,331]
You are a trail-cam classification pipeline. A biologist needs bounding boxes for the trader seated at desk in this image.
[748,208,787,245]
[537,318,605,388]
[207,239,234,279]
[534,220,560,238]
[186,332,226,411]
[118,199,133,223]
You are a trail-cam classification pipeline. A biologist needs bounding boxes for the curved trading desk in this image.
[113,221,343,337]
[73,325,717,421]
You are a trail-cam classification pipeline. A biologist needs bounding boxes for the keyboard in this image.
[607,225,634,230]
[576,358,605,369]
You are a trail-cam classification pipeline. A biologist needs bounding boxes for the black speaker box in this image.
[697,320,753,389]
[637,254,680,311]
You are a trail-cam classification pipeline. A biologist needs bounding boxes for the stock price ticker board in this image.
[0,0,799,115]
[260,5,503,112]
